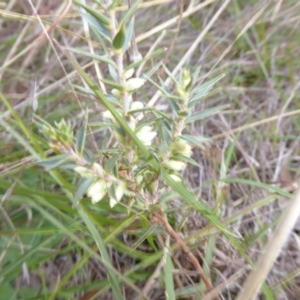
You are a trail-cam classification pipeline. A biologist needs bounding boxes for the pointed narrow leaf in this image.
[185,104,229,124]
[105,153,120,172]
[74,178,95,203]
[172,153,201,168]
[101,78,125,90]
[36,155,71,170]
[76,111,88,155]
[119,0,142,25]
[113,24,126,51]
[109,0,123,10]
[192,66,201,85]
[181,134,210,149]
[188,74,224,108]
[164,249,176,300]
[64,46,115,66]
[163,64,180,86]
[141,59,163,79]
[74,0,111,27]
[124,48,166,72]
[122,18,134,52]
[80,12,111,41]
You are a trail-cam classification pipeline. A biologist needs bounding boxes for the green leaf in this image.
[101,78,125,90]
[105,153,120,173]
[74,178,95,203]
[124,48,166,72]
[162,64,180,86]
[36,155,72,170]
[113,24,126,51]
[171,153,201,168]
[145,75,180,102]
[185,104,229,124]
[141,59,163,79]
[73,85,121,106]
[108,63,118,80]
[64,46,115,66]
[181,134,210,149]
[192,65,201,85]
[76,111,88,155]
[164,248,176,300]
[74,0,111,27]
[90,120,120,130]
[109,0,123,10]
[122,18,134,52]
[188,74,225,108]
[80,12,111,41]
[119,0,142,25]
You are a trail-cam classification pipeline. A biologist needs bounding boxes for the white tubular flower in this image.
[93,163,105,177]
[130,101,144,112]
[124,68,135,79]
[128,116,137,131]
[74,166,95,178]
[169,174,182,182]
[182,69,191,90]
[109,182,126,208]
[87,179,108,204]
[102,110,115,121]
[135,174,143,185]
[130,101,144,119]
[172,139,193,157]
[163,160,186,171]
[115,182,126,201]
[110,197,118,208]
[126,78,145,91]
[136,125,157,146]
[111,89,121,98]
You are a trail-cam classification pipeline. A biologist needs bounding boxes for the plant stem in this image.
[152,208,221,300]
[106,1,130,116]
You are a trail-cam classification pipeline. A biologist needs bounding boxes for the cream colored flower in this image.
[111,89,121,97]
[109,182,126,208]
[130,101,144,111]
[124,68,135,79]
[109,197,118,208]
[87,180,107,204]
[74,166,95,178]
[136,125,157,146]
[163,160,186,171]
[126,78,145,91]
[169,174,182,182]
[172,139,193,157]
[102,110,115,121]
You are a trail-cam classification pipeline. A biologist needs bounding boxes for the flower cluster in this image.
[75,164,129,207]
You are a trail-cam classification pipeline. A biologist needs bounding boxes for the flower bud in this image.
[126,78,145,91]
[136,125,157,146]
[74,166,95,178]
[93,163,105,177]
[124,68,135,79]
[176,84,186,99]
[171,139,193,157]
[182,69,191,90]
[111,89,121,98]
[102,110,115,121]
[130,101,144,112]
[169,174,182,182]
[87,180,108,204]
[163,160,186,171]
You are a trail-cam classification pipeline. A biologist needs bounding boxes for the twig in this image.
[151,208,221,300]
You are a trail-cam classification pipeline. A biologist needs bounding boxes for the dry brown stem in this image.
[151,208,221,300]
